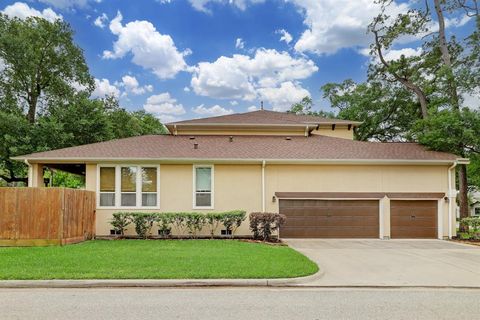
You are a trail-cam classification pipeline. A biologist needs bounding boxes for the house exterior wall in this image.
[311,127,354,139]
[84,163,453,239]
[175,127,354,139]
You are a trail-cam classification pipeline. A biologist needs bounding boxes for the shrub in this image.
[110,213,132,236]
[221,210,246,238]
[249,212,287,241]
[155,213,173,238]
[131,213,156,239]
[185,212,206,238]
[170,213,187,236]
[461,217,480,233]
[205,212,223,239]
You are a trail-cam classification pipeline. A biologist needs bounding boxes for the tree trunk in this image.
[458,164,469,232]
[27,96,37,124]
[433,0,460,110]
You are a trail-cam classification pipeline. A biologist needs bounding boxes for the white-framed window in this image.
[193,165,214,209]
[97,165,160,209]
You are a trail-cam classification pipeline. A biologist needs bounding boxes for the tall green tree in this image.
[0,14,94,123]
[0,15,167,185]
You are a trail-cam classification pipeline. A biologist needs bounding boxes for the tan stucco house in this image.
[14,110,468,239]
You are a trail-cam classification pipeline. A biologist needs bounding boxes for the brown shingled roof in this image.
[167,110,360,126]
[13,134,458,162]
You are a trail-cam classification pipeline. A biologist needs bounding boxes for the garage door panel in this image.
[390,207,437,217]
[286,216,379,227]
[281,226,379,238]
[279,199,379,238]
[390,200,437,239]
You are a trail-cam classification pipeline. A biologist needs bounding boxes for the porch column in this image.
[29,163,44,187]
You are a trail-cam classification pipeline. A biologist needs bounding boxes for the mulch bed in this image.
[449,239,480,246]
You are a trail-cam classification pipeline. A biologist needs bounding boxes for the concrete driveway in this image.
[286,239,480,287]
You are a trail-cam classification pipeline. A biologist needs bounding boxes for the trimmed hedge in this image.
[459,217,480,240]
[110,210,246,239]
[249,212,286,241]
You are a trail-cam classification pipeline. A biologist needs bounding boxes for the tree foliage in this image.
[0,15,167,185]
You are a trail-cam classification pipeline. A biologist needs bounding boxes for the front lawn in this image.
[0,240,318,280]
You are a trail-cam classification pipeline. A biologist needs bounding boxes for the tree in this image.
[289,96,336,118]
[322,79,419,141]
[366,0,480,227]
[0,14,94,123]
[0,16,167,185]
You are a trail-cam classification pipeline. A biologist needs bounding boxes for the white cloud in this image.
[257,81,310,111]
[91,78,120,98]
[143,93,186,116]
[2,2,62,22]
[191,48,317,102]
[276,29,293,44]
[103,11,189,79]
[230,100,238,106]
[38,0,98,10]
[235,38,245,49]
[188,0,265,13]
[94,13,108,28]
[192,104,234,116]
[359,46,423,62]
[183,86,191,92]
[118,75,153,95]
[247,105,258,111]
[290,0,409,55]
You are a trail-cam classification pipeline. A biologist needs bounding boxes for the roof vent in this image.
[193,142,198,150]
[285,137,292,141]
[229,136,233,142]
[189,136,195,140]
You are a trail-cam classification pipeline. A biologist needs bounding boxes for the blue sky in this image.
[0,0,476,122]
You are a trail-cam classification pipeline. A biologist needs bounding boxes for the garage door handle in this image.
[411,215,416,220]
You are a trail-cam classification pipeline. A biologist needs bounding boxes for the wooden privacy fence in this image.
[0,188,95,246]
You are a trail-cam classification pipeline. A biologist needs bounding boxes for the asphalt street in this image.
[1,287,480,320]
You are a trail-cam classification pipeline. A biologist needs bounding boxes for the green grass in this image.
[0,240,318,280]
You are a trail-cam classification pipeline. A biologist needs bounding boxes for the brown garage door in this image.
[390,200,437,239]
[279,199,379,238]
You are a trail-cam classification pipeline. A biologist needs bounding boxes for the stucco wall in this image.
[85,163,452,238]
[311,128,354,139]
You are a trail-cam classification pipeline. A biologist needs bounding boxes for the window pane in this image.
[121,193,136,206]
[142,193,157,207]
[196,193,211,207]
[100,167,115,192]
[100,193,115,206]
[121,167,137,192]
[142,167,157,192]
[196,167,211,192]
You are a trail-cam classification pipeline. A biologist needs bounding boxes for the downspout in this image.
[447,161,457,239]
[262,160,266,212]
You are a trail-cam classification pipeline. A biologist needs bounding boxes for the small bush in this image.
[155,213,173,238]
[185,212,206,238]
[221,210,246,238]
[109,213,132,236]
[249,212,287,242]
[131,213,156,239]
[205,212,223,239]
[461,217,480,232]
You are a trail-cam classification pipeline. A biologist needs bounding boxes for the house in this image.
[469,189,480,217]
[13,109,468,239]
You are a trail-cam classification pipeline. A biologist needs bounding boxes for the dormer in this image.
[165,110,361,140]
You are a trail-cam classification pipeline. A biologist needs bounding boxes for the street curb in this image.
[0,270,325,289]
